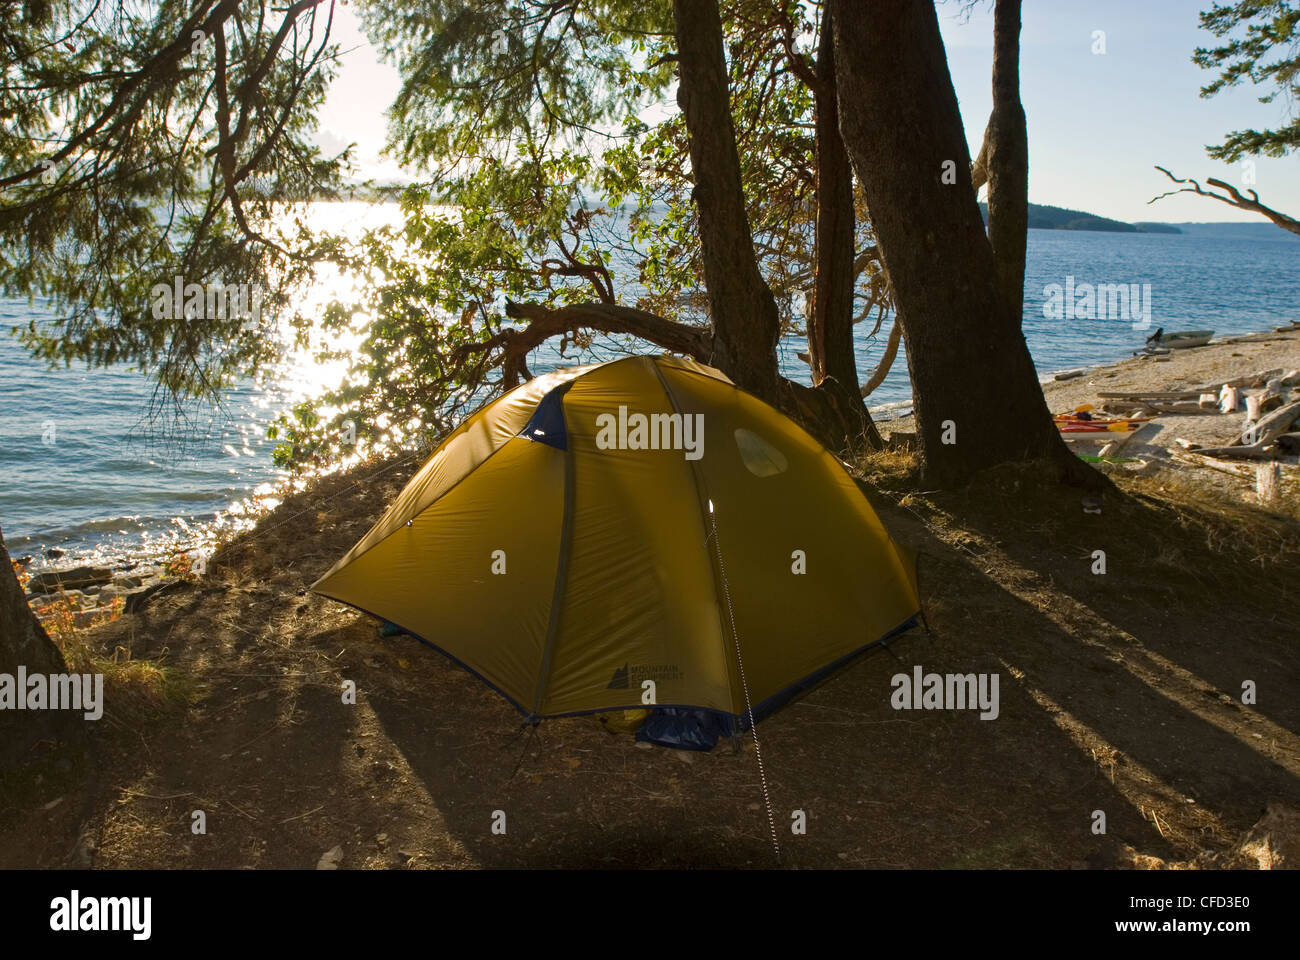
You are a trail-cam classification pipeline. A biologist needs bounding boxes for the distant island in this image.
[978,202,1300,241]
[979,202,1181,234]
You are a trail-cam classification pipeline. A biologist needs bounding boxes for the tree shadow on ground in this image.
[362,498,1286,868]
[6,455,1292,869]
[891,470,1300,852]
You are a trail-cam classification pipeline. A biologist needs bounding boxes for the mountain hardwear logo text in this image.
[608,663,683,689]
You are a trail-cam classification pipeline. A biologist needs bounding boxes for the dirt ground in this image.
[3,346,1299,869]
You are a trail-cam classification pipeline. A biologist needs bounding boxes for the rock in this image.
[98,578,146,602]
[45,547,65,559]
[29,588,85,607]
[316,845,344,870]
[70,608,108,629]
[28,565,113,592]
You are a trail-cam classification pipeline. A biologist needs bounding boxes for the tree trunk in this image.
[830,0,1096,487]
[986,0,1029,322]
[809,7,857,395]
[504,2,885,454]
[801,6,882,450]
[0,527,76,768]
[673,0,782,401]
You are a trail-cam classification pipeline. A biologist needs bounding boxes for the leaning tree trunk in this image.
[830,0,1096,487]
[1,527,76,768]
[985,0,1029,323]
[805,5,880,448]
[673,0,782,401]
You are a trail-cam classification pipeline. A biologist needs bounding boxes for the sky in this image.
[313,0,1300,225]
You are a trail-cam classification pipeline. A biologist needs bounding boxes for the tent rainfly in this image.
[312,355,920,743]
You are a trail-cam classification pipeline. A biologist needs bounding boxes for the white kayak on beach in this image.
[1145,328,1214,350]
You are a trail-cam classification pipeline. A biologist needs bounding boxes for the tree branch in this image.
[472,300,711,386]
[0,0,243,189]
[860,319,902,397]
[1151,165,1300,236]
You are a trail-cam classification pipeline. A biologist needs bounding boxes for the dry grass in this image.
[848,445,1300,580]
[1119,465,1300,574]
[14,560,190,722]
[851,445,919,492]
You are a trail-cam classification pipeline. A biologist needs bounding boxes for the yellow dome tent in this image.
[312,354,920,735]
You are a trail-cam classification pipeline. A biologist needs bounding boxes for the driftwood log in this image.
[1183,398,1300,458]
[1261,378,1287,413]
[1188,443,1281,460]
[1098,391,1198,401]
[1257,462,1282,504]
[1169,449,1254,478]
[1098,371,1294,403]
[1101,399,1203,416]
[1099,421,1154,458]
[1235,397,1300,446]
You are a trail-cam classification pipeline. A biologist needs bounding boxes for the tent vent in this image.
[734,428,788,477]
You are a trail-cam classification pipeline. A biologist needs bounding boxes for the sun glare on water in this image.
[193,200,428,550]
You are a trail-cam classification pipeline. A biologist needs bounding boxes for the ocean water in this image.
[0,303,298,567]
[2,222,1298,566]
